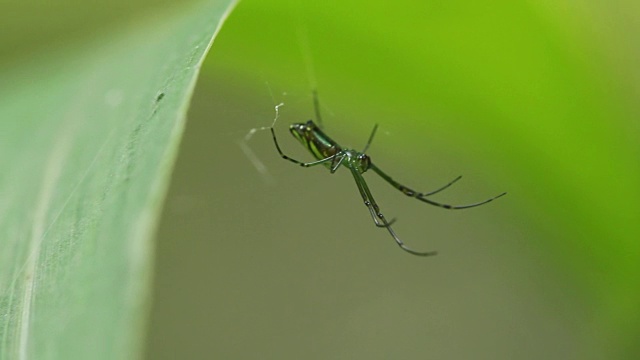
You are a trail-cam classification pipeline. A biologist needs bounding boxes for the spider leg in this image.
[369,163,506,209]
[270,127,336,167]
[347,163,437,256]
[330,154,346,173]
[361,124,379,153]
[423,175,463,196]
[345,162,395,228]
[360,130,461,196]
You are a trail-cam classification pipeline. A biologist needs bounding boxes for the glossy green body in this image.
[289,120,371,174]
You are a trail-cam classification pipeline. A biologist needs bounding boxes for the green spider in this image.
[270,91,506,256]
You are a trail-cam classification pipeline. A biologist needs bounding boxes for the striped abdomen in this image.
[289,120,342,161]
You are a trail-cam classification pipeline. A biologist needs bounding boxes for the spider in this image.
[270,91,506,256]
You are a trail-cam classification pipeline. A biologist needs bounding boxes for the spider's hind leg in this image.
[369,163,506,209]
[347,162,436,256]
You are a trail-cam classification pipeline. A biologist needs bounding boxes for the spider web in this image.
[238,10,319,184]
[238,101,284,185]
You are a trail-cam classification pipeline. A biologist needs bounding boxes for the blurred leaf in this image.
[0,1,237,359]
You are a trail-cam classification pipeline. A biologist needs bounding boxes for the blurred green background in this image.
[4,0,639,359]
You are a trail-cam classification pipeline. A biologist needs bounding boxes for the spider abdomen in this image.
[290,120,342,161]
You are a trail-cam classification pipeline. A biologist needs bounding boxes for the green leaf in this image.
[0,1,237,359]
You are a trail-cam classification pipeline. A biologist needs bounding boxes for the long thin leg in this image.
[330,155,346,173]
[423,175,463,196]
[347,163,437,256]
[348,169,390,228]
[370,163,506,209]
[358,123,460,196]
[270,127,336,167]
[361,124,379,153]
